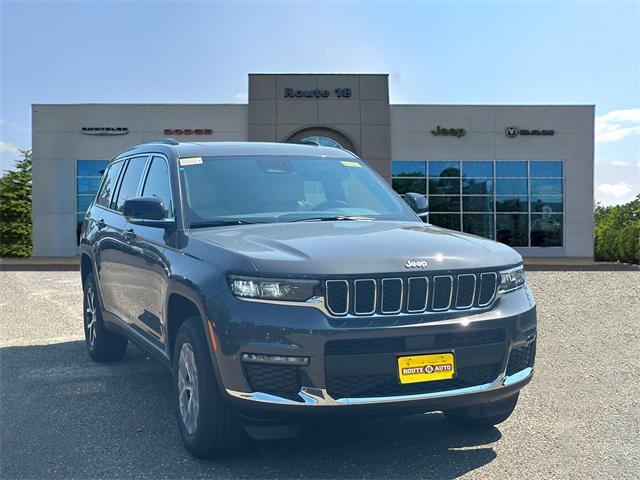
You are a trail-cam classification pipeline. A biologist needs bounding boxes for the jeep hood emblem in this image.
[405,260,428,269]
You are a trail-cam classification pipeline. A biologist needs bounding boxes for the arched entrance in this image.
[286,127,357,154]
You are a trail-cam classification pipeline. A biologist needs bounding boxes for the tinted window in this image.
[142,156,173,217]
[463,161,493,177]
[496,161,527,177]
[96,161,124,208]
[114,157,148,212]
[530,161,562,177]
[429,161,460,177]
[392,161,426,177]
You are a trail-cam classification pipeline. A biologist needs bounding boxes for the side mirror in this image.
[122,197,174,227]
[403,192,429,218]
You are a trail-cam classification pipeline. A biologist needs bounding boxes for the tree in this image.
[594,193,640,264]
[0,149,32,257]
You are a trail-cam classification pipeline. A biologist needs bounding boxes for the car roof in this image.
[115,141,358,161]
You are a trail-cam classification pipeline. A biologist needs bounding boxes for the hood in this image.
[188,221,522,276]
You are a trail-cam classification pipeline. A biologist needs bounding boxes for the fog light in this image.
[241,353,310,366]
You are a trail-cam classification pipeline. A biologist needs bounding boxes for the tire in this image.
[83,272,128,362]
[172,317,245,459]
[443,392,519,429]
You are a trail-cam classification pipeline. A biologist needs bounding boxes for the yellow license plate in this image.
[397,353,455,384]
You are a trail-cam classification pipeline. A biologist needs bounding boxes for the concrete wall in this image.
[390,105,595,257]
[248,74,392,180]
[31,104,247,256]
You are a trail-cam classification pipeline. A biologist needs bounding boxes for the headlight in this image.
[498,266,526,293]
[228,276,318,302]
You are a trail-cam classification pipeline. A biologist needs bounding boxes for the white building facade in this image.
[32,73,594,258]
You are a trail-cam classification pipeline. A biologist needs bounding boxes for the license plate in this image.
[397,353,455,384]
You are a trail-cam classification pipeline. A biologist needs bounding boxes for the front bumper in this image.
[211,285,537,415]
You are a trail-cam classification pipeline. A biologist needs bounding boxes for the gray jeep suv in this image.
[80,140,536,458]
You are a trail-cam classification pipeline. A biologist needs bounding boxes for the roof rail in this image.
[132,138,179,148]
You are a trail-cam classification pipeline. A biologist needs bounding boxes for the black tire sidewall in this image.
[172,318,220,454]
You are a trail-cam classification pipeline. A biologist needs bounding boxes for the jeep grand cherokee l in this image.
[79,140,536,458]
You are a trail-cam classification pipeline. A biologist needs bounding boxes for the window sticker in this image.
[179,157,203,166]
[341,161,362,168]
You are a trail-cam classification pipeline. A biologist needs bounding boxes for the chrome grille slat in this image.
[381,278,403,314]
[324,272,497,318]
[455,274,476,309]
[354,279,377,315]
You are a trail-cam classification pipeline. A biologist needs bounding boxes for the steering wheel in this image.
[312,200,349,211]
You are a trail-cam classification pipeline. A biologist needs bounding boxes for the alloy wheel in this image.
[178,342,200,435]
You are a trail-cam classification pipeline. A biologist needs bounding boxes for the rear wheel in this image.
[83,272,128,362]
[443,392,519,428]
[172,317,245,459]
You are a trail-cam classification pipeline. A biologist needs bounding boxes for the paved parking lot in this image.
[1,269,639,479]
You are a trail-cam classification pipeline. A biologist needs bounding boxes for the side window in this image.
[113,156,148,212]
[142,156,173,217]
[96,161,124,208]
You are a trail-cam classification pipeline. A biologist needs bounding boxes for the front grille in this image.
[506,341,536,375]
[325,328,506,356]
[244,364,300,398]
[326,363,501,399]
[324,271,498,317]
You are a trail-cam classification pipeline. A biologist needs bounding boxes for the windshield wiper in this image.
[189,220,257,228]
[291,215,375,223]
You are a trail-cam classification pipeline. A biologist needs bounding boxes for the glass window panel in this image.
[429,178,460,194]
[496,195,528,212]
[496,178,528,195]
[96,161,124,208]
[463,195,493,212]
[76,177,102,195]
[77,212,86,222]
[114,156,149,211]
[462,161,493,177]
[530,161,562,178]
[77,160,109,177]
[496,161,527,177]
[429,195,460,212]
[392,178,426,195]
[392,161,426,177]
[428,161,460,177]
[496,214,529,246]
[142,156,173,217]
[77,195,93,213]
[429,213,461,231]
[531,214,563,246]
[463,214,495,239]
[531,195,563,213]
[462,178,493,194]
[531,178,563,195]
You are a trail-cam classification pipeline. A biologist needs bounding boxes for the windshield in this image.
[178,155,418,227]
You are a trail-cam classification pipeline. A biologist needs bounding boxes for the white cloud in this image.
[232,92,248,103]
[597,182,633,198]
[0,141,21,156]
[611,160,632,167]
[595,108,640,142]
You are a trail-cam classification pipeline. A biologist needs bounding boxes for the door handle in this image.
[123,228,136,241]
[96,219,106,230]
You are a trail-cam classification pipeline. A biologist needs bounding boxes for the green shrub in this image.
[594,193,640,264]
[0,150,32,257]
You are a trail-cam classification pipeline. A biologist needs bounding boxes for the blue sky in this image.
[1,0,638,205]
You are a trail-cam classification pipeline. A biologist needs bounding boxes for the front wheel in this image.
[443,392,520,429]
[172,317,245,459]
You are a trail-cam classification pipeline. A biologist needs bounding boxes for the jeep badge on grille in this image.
[405,260,428,268]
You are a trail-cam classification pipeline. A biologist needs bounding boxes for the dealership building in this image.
[32,73,595,258]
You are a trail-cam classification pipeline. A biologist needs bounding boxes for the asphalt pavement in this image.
[1,270,639,479]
